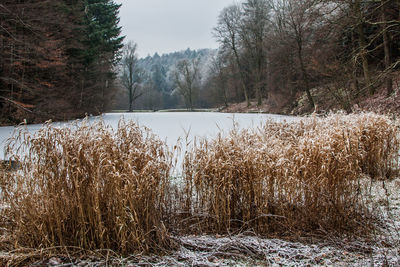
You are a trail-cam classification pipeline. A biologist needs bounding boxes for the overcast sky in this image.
[115,0,236,58]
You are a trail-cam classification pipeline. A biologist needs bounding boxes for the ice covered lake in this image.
[0,112,296,160]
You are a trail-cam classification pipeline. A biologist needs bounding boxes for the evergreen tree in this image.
[77,0,125,112]
[151,63,167,92]
[84,0,125,66]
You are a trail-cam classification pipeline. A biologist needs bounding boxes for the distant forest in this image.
[1,0,400,124]
[113,48,217,111]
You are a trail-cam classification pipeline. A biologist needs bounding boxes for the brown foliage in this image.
[0,1,73,122]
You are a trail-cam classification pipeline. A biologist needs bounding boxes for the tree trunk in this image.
[189,87,193,111]
[242,80,250,106]
[358,25,372,94]
[297,41,314,108]
[230,64,241,102]
[80,78,84,109]
[256,43,263,106]
[233,48,250,107]
[351,31,361,100]
[128,86,133,112]
[223,89,228,108]
[256,55,263,106]
[354,0,372,94]
[381,0,393,96]
[255,80,262,106]
[220,74,228,107]
[266,55,271,101]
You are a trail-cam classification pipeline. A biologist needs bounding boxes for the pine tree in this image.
[83,0,124,65]
[75,0,125,113]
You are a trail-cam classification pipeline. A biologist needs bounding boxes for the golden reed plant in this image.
[182,112,399,235]
[0,119,172,254]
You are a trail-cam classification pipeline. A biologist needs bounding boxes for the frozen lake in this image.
[0,112,296,159]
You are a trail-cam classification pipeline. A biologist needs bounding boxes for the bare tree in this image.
[380,0,393,95]
[214,4,251,106]
[240,0,271,106]
[351,0,373,94]
[173,58,200,110]
[209,53,229,107]
[121,41,144,112]
[272,0,325,108]
[335,0,398,96]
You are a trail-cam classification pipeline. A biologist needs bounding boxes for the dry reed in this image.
[181,112,399,235]
[0,119,172,255]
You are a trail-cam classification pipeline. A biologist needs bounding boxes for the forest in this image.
[113,48,216,111]
[0,0,124,124]
[206,0,400,114]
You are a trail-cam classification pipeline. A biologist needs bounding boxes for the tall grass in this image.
[0,120,172,254]
[181,112,399,235]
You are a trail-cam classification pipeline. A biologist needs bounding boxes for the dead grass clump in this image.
[350,113,399,179]
[0,119,172,255]
[182,112,399,235]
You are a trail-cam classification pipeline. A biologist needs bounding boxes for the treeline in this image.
[206,0,400,112]
[118,0,400,113]
[0,0,124,124]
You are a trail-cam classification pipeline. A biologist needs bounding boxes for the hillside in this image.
[220,71,400,116]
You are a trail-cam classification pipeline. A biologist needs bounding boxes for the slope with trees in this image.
[0,0,124,124]
[206,0,400,114]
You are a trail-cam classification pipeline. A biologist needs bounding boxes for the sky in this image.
[115,0,236,58]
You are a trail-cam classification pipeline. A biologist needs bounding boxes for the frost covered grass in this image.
[181,112,399,236]
[0,120,173,257]
[0,112,399,266]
